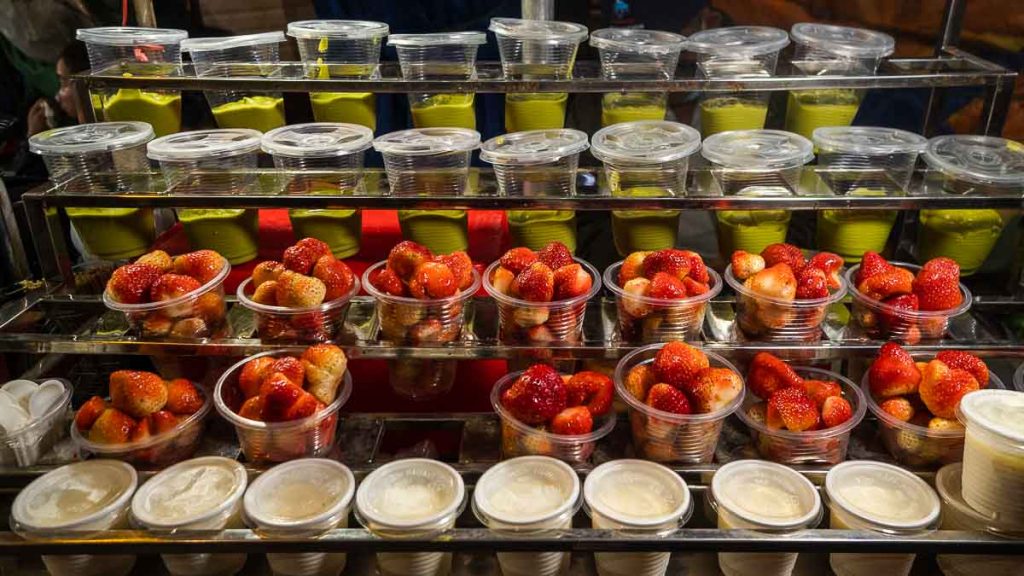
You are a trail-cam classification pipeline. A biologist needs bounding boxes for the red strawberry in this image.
[106,263,163,304]
[275,270,327,308]
[618,251,649,285]
[730,250,765,281]
[767,387,820,431]
[387,241,433,280]
[868,342,922,398]
[110,370,167,418]
[623,364,657,401]
[642,249,691,280]
[499,247,539,275]
[683,278,710,296]
[269,356,305,387]
[435,251,474,290]
[919,360,979,419]
[821,395,853,428]
[239,356,275,398]
[935,351,989,386]
[537,242,574,270]
[512,262,555,302]
[312,256,356,301]
[149,274,201,302]
[552,263,593,300]
[283,238,332,275]
[913,261,962,311]
[260,373,307,422]
[652,341,710,389]
[409,261,457,299]
[856,251,891,285]
[135,250,172,272]
[252,281,278,305]
[796,267,829,299]
[745,264,797,301]
[761,243,806,275]
[172,250,224,284]
[283,391,321,421]
[645,383,691,415]
[88,408,136,443]
[747,352,804,399]
[858,267,914,301]
[807,252,844,290]
[148,410,180,434]
[489,266,516,295]
[920,257,960,279]
[252,260,285,287]
[564,371,614,416]
[879,396,915,422]
[130,417,152,443]
[678,250,710,284]
[238,396,265,420]
[500,364,567,425]
[550,406,594,435]
[164,379,203,415]
[795,379,842,408]
[75,396,108,431]
[879,293,919,328]
[647,272,687,300]
[689,367,743,413]
[368,266,406,297]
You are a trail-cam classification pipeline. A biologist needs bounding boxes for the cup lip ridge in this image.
[710,458,823,530]
[472,455,581,527]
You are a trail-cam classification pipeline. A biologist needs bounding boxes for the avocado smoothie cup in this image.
[148,129,263,264]
[262,122,374,258]
[77,27,187,137]
[389,32,486,130]
[29,121,156,261]
[590,28,686,127]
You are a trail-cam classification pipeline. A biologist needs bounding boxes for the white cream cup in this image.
[583,459,692,576]
[472,456,581,576]
[131,456,248,576]
[710,460,822,576]
[355,458,466,576]
[244,458,356,576]
[935,463,1020,576]
[825,460,940,576]
[11,460,138,576]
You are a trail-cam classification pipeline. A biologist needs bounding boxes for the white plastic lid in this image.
[244,459,355,530]
[147,129,262,162]
[356,458,465,530]
[480,129,588,165]
[287,20,389,40]
[181,32,286,53]
[13,460,137,532]
[584,459,690,528]
[262,123,373,158]
[687,26,790,56]
[813,126,928,156]
[131,456,247,529]
[957,389,1024,444]
[473,456,580,526]
[489,18,588,43]
[589,28,686,54]
[711,460,821,530]
[591,120,701,164]
[76,27,187,46]
[702,129,814,170]
[825,460,940,531]
[791,23,895,59]
[387,31,486,47]
[373,127,480,156]
[922,135,1024,186]
[29,121,153,156]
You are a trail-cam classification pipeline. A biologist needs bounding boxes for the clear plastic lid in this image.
[387,31,486,47]
[12,460,137,532]
[957,389,1024,444]
[791,23,895,59]
[372,127,480,156]
[147,128,263,162]
[711,460,821,530]
[489,18,588,43]
[686,26,790,56]
[480,129,588,165]
[813,126,928,156]
[356,458,465,531]
[473,456,580,526]
[76,27,188,46]
[702,129,814,170]
[29,121,154,156]
[287,20,389,40]
[591,120,701,164]
[180,32,286,53]
[825,460,940,532]
[131,456,247,529]
[583,459,690,528]
[244,459,355,530]
[262,123,373,158]
[589,28,685,54]
[922,135,1024,186]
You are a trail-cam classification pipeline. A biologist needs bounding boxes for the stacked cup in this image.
[389,32,486,130]
[589,28,686,127]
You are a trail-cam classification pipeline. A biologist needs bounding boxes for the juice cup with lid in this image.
[785,23,895,140]
[355,458,466,576]
[11,460,138,576]
[76,27,187,137]
[589,28,686,127]
[29,121,157,261]
[131,456,248,576]
[917,135,1024,275]
[824,460,941,576]
[583,459,692,576]
[181,32,288,132]
[288,20,389,131]
[472,456,581,576]
[147,128,262,264]
[591,120,701,255]
[262,122,374,258]
[709,460,822,576]
[389,31,486,130]
[244,458,357,576]
[481,128,589,251]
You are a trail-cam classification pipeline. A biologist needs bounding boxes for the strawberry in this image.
[858,267,914,301]
[135,250,173,272]
[239,356,275,398]
[652,341,710,390]
[195,291,226,326]
[172,250,224,284]
[767,387,820,432]
[857,251,891,285]
[647,272,687,300]
[920,257,960,279]
[75,396,107,431]
[935,351,989,386]
[252,260,285,287]
[621,278,653,318]
[409,261,457,299]
[301,343,348,405]
[913,264,962,311]
[746,264,797,301]
[88,408,136,443]
[537,242,574,270]
[745,402,768,426]
[645,383,691,415]
[919,360,979,419]
[435,251,474,290]
[879,293,919,328]
[642,249,691,281]
[730,250,765,281]
[796,267,829,300]
[269,356,305,387]
[761,243,806,275]
[130,417,152,443]
[806,252,844,290]
[499,247,539,275]
[106,263,163,304]
[275,270,327,308]
[283,238,332,275]
[149,274,201,302]
[387,241,433,280]
[618,251,649,284]
[110,370,167,418]
[868,342,922,398]
[879,396,915,422]
[169,317,210,338]
[678,250,710,284]
[683,278,710,296]
[312,255,356,301]
[368,267,406,297]
[821,395,853,428]
[261,374,307,422]
[624,364,657,401]
[283,390,321,421]
[148,410,180,434]
[238,396,265,421]
[550,406,594,435]
[747,352,804,399]
[164,379,203,415]
[795,379,842,407]
[512,262,554,302]
[252,281,278,305]
[552,263,593,300]
[489,266,516,296]
[928,417,964,432]
[500,364,567,425]
[689,367,743,413]
[565,371,614,416]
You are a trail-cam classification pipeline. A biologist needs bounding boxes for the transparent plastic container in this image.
[845,262,971,343]
[590,28,685,128]
[103,254,231,339]
[262,122,374,259]
[737,367,866,464]
[28,122,156,261]
[181,32,287,132]
[148,129,262,264]
[613,344,745,463]
[214,351,353,463]
[491,371,616,463]
[481,128,589,196]
[237,275,360,343]
[389,32,486,130]
[76,27,187,137]
[604,261,722,343]
[0,378,71,467]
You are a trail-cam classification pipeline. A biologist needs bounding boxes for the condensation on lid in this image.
[583,459,690,528]
[13,460,137,531]
[29,122,154,156]
[813,126,928,156]
[387,32,486,47]
[373,127,480,156]
[701,129,814,170]
[131,456,247,529]
[473,456,579,526]
[791,23,895,59]
[591,120,701,164]
[825,460,940,531]
[262,123,373,158]
[480,129,588,165]
[356,458,465,530]
[957,389,1024,444]
[687,26,790,56]
[244,459,355,529]
[147,128,262,162]
[711,460,821,529]
[489,18,588,43]
[589,28,686,54]
[287,20,389,40]
[181,32,286,53]
[76,27,187,46]
[923,135,1024,186]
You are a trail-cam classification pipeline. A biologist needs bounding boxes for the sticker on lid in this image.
[373,127,480,156]
[923,135,1024,186]
[687,26,790,56]
[489,18,588,43]
[287,20,389,40]
[262,123,374,158]
[813,126,928,155]
[480,129,588,165]
[29,121,154,155]
[591,120,701,164]
[791,23,895,59]
[387,31,486,47]
[701,129,814,169]
[589,28,686,54]
[181,32,286,53]
[76,27,188,46]
[147,128,262,161]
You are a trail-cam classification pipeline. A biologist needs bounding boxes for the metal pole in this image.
[132,0,157,27]
[923,0,968,136]
[522,0,554,20]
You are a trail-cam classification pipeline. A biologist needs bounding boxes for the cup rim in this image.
[824,460,941,533]
[362,260,481,306]
[261,122,374,158]
[355,457,466,532]
[589,28,687,55]
[103,254,231,313]
[709,459,823,530]
[489,18,588,44]
[472,455,581,528]
[482,258,601,309]
[490,370,617,444]
[844,262,972,319]
[244,458,356,530]
[236,274,361,316]
[130,456,248,529]
[12,460,138,534]
[956,388,1024,445]
[180,32,286,53]
[76,26,188,46]
[583,459,692,529]
[604,261,723,307]
[687,26,790,57]
[479,128,589,166]
[29,122,154,156]
[287,20,389,40]
[725,262,848,307]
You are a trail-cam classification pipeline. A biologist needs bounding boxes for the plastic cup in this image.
[11,460,138,576]
[710,460,822,576]
[237,275,360,343]
[844,262,971,344]
[614,344,744,463]
[737,367,865,464]
[491,371,616,463]
[288,20,389,131]
[244,458,356,576]
[472,456,581,576]
[506,210,578,254]
[131,456,248,576]
[181,32,287,132]
[76,27,187,137]
[824,460,940,576]
[29,121,156,261]
[389,32,486,130]
[590,28,685,128]
[355,458,466,576]
[583,459,692,576]
[604,261,721,343]
[0,378,71,467]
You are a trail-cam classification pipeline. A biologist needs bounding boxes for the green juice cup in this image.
[699,96,769,137]
[591,28,686,129]
[505,93,568,132]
